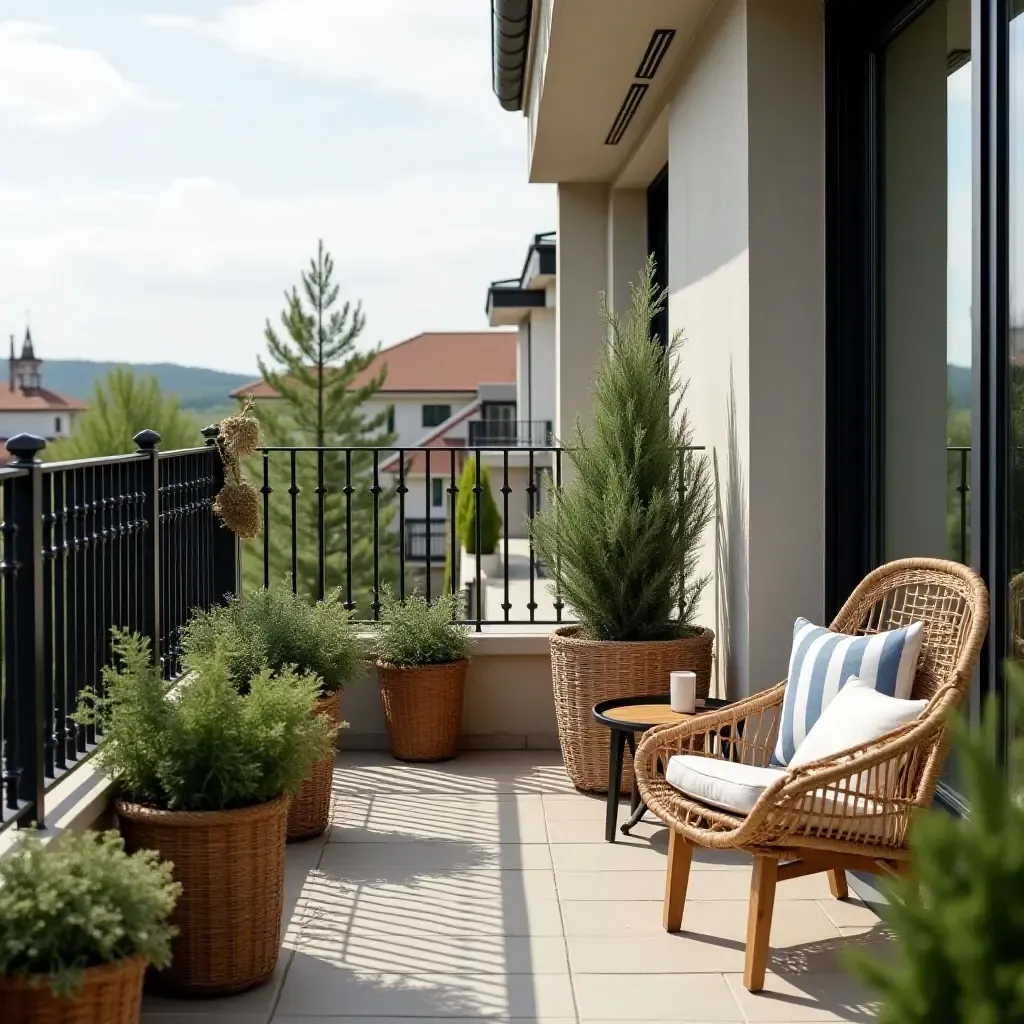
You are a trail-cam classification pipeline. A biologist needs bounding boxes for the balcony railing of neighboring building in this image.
[0,426,237,835]
[404,518,447,562]
[468,420,553,447]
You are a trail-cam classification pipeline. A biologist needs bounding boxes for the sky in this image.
[0,1,555,374]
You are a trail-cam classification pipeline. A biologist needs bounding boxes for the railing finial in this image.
[5,433,46,464]
[133,429,162,453]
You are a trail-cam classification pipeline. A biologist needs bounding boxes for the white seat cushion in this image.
[665,755,786,815]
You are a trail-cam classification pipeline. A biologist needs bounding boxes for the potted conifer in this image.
[181,581,360,841]
[374,588,471,761]
[529,258,714,792]
[0,831,179,1024]
[456,456,502,576]
[77,631,333,997]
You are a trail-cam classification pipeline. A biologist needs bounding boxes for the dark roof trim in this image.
[491,0,532,111]
[485,282,546,316]
[521,230,556,281]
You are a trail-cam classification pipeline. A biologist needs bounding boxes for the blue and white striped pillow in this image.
[771,618,924,766]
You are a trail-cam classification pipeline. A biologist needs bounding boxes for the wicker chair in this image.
[634,558,989,993]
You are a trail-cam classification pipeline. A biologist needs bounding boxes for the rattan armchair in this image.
[634,557,989,993]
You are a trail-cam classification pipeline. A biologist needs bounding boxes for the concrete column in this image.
[666,0,825,698]
[556,183,609,439]
[606,189,648,319]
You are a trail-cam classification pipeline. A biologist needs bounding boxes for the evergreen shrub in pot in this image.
[530,258,715,792]
[77,631,333,997]
[456,456,502,574]
[0,830,179,1024]
[182,581,360,840]
[374,588,471,761]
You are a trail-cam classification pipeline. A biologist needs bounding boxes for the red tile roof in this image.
[232,331,516,399]
[0,384,85,413]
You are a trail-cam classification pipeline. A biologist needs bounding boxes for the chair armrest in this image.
[635,681,787,789]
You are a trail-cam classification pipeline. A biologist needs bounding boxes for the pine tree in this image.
[850,665,1024,1023]
[528,257,713,641]
[456,456,502,555]
[253,241,396,611]
[46,368,201,459]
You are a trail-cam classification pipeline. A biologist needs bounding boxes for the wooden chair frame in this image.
[635,558,989,992]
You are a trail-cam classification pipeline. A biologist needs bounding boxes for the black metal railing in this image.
[0,427,238,834]
[468,420,552,447]
[405,519,447,562]
[948,445,970,565]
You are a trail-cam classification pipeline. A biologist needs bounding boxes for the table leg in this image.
[625,732,640,813]
[605,729,626,843]
[621,800,648,836]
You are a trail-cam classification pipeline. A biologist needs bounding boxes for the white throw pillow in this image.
[665,755,786,815]
[789,676,927,777]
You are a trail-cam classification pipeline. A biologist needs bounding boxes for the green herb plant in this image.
[374,587,471,668]
[529,257,713,641]
[181,580,360,695]
[0,831,179,996]
[77,630,334,811]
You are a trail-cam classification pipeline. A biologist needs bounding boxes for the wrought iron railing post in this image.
[134,429,162,668]
[202,426,241,601]
[6,433,47,827]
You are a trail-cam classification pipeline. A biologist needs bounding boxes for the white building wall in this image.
[522,308,556,434]
[0,409,75,441]
[666,0,825,698]
[607,189,648,318]
[362,393,476,448]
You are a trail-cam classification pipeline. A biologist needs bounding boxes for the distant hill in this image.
[948,363,971,410]
[41,361,253,412]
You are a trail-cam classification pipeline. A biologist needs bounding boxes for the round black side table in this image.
[592,695,733,843]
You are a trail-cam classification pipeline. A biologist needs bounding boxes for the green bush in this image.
[76,630,334,811]
[0,831,180,996]
[849,664,1024,1023]
[181,581,360,695]
[456,456,502,555]
[529,257,713,641]
[373,587,471,667]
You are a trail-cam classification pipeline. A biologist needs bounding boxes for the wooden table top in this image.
[600,704,698,727]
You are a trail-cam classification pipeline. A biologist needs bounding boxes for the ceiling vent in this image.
[636,28,676,79]
[605,83,648,146]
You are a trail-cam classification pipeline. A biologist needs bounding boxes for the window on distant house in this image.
[54,416,62,434]
[386,406,395,435]
[422,404,451,428]
[432,477,444,508]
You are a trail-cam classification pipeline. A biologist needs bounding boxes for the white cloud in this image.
[0,175,554,374]
[0,20,140,129]
[141,1,501,121]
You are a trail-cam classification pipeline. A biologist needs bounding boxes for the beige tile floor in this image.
[142,751,893,1023]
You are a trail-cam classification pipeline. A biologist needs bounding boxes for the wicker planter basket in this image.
[287,689,341,842]
[0,955,146,1024]
[116,795,288,997]
[550,625,715,793]
[378,660,468,762]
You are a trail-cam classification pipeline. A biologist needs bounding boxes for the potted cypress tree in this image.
[0,831,179,1024]
[181,581,360,841]
[77,631,333,997]
[456,456,502,576]
[374,588,471,761]
[530,258,714,792]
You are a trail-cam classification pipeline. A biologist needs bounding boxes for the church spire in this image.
[21,325,34,360]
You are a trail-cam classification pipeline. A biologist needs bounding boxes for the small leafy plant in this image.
[77,630,334,811]
[848,663,1024,1022]
[529,258,713,641]
[181,581,360,695]
[0,830,180,996]
[456,456,502,555]
[374,587,471,668]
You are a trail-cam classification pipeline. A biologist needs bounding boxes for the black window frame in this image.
[646,163,669,347]
[431,476,444,508]
[422,404,452,428]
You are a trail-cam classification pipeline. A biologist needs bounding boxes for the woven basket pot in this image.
[377,660,468,762]
[0,956,146,1024]
[550,626,715,793]
[287,689,341,842]
[116,795,288,997]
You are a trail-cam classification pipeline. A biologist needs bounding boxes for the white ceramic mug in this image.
[670,670,697,714]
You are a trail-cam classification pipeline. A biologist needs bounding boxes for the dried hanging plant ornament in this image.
[219,396,262,459]
[212,399,262,539]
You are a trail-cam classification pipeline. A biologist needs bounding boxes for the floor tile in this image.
[274,1019,578,1023]
[567,932,746,974]
[142,953,289,1016]
[275,957,577,1017]
[573,972,744,1020]
[319,837,553,874]
[143,1016,265,1024]
[816,897,881,929]
[724,972,879,1022]
[550,840,668,873]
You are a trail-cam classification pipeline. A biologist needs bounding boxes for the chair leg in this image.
[744,855,778,993]
[828,867,849,900]
[662,829,693,932]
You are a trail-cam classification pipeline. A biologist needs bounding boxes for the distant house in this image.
[0,330,85,462]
